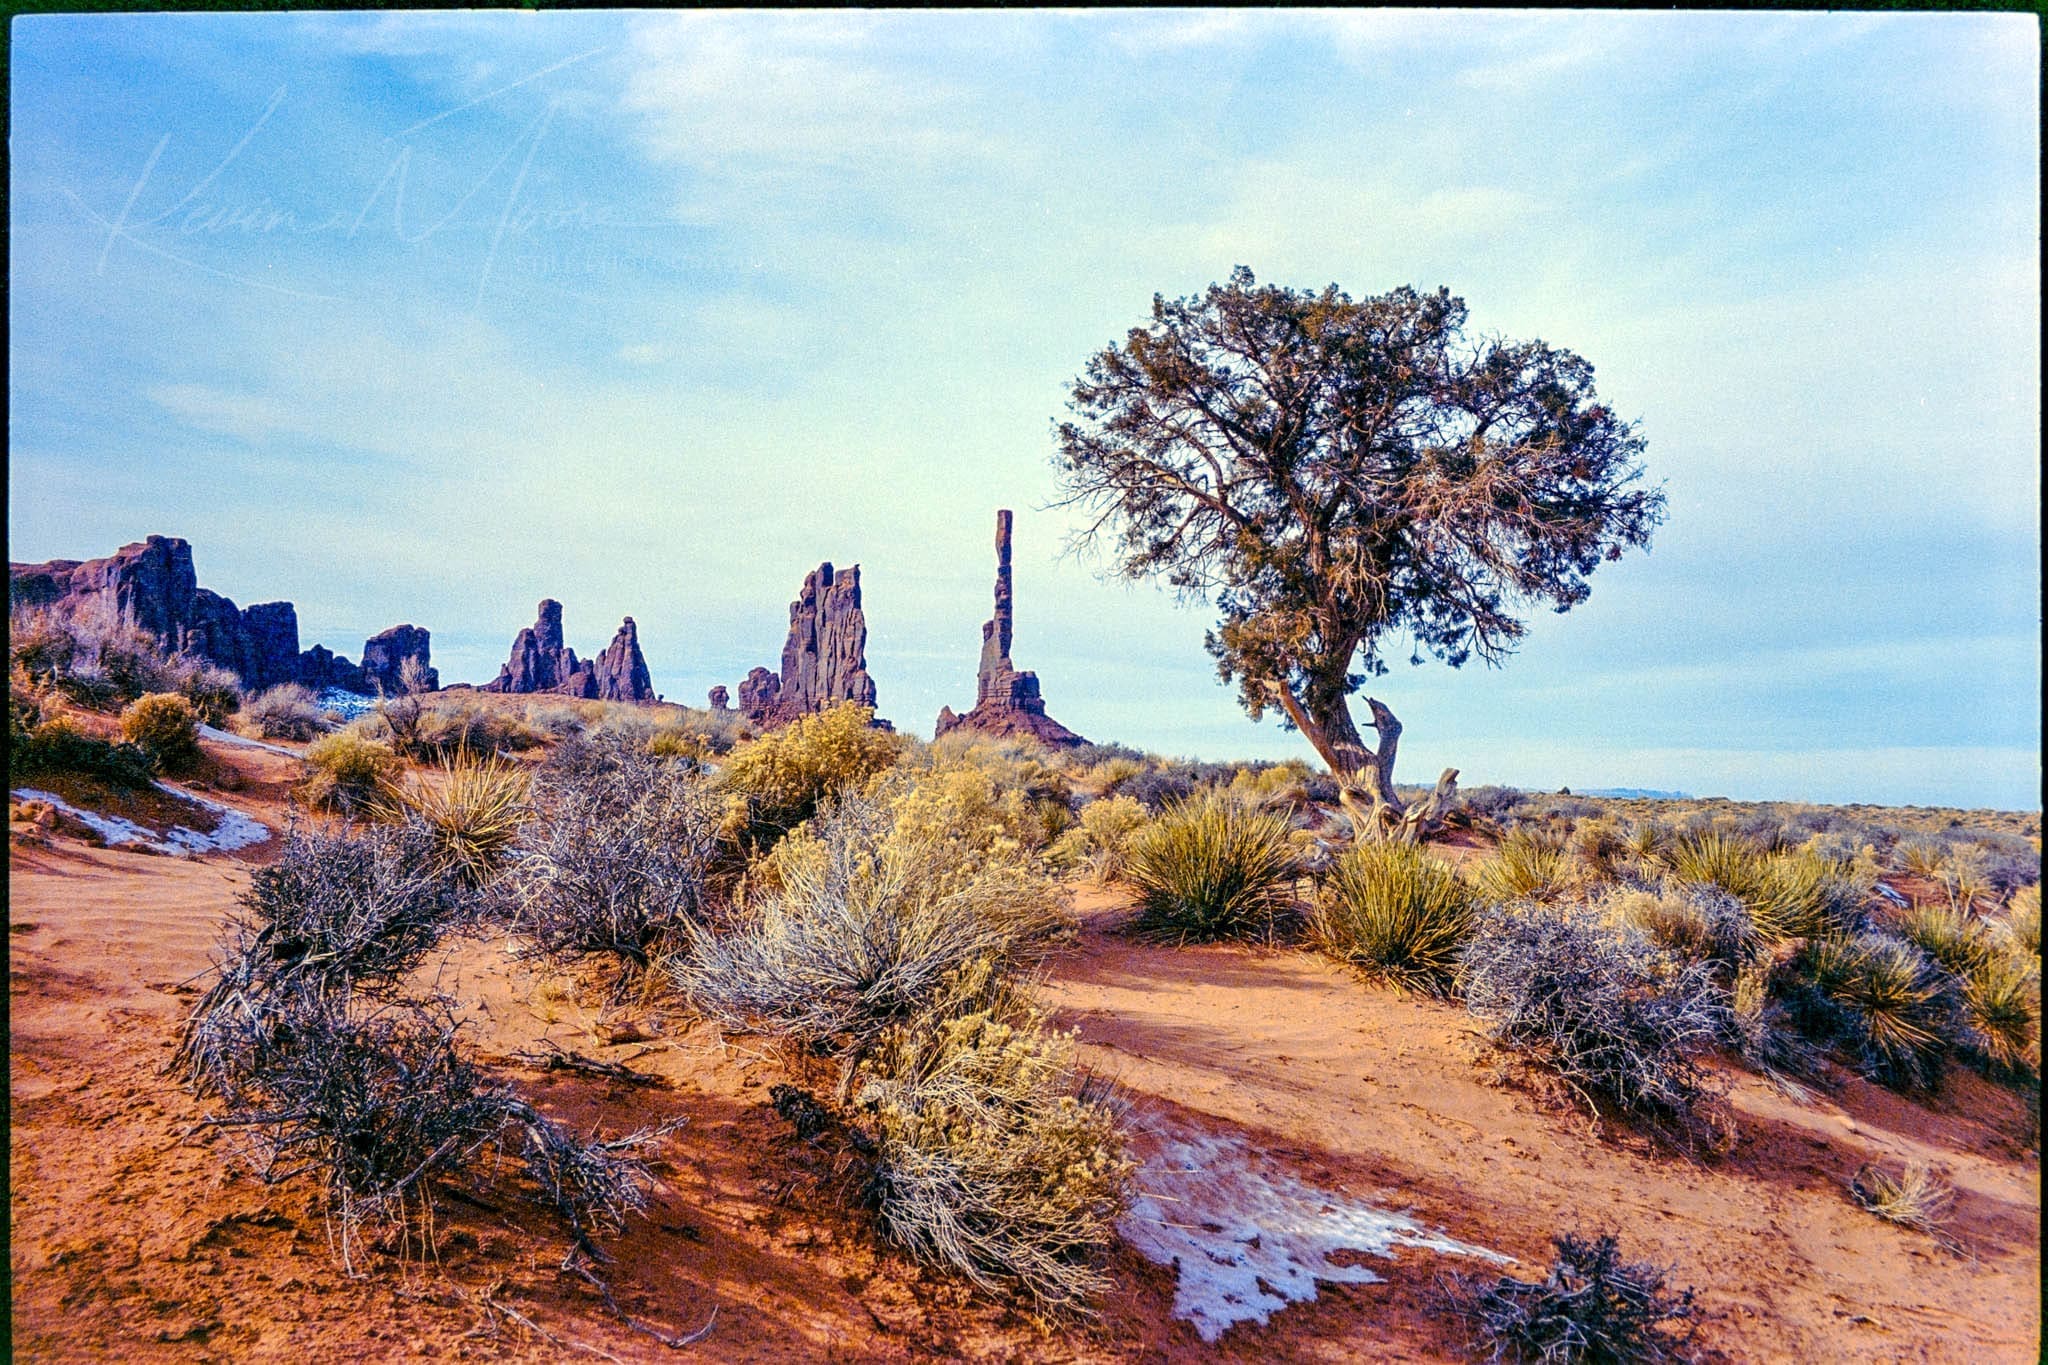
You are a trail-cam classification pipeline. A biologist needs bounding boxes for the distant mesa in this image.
[8,534,434,697]
[736,561,890,730]
[479,599,654,702]
[934,510,1086,749]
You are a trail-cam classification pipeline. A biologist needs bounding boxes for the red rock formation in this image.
[7,535,430,696]
[736,562,887,729]
[593,617,654,703]
[934,511,1086,748]
[480,600,653,701]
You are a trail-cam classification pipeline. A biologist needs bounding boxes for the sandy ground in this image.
[8,739,2041,1362]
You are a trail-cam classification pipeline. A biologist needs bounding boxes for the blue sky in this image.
[8,10,2039,808]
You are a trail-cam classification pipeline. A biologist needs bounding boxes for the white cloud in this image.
[144,383,296,444]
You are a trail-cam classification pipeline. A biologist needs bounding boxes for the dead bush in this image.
[502,755,720,986]
[1441,1231,1698,1363]
[1461,903,1731,1149]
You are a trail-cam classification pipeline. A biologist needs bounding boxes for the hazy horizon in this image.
[9,10,2040,808]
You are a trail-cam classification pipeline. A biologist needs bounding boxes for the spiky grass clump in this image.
[1461,904,1730,1148]
[1897,904,1994,978]
[854,972,1131,1318]
[1848,1161,1955,1236]
[1122,790,1298,943]
[1668,834,1864,944]
[1792,934,1959,1090]
[377,752,531,886]
[1994,884,2040,956]
[1442,1231,1698,1364]
[1960,952,2039,1075]
[1310,842,1479,993]
[1476,830,1573,905]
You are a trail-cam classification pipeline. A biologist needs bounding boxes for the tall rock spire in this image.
[936,509,1086,748]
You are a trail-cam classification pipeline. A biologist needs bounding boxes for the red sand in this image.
[8,739,2040,1361]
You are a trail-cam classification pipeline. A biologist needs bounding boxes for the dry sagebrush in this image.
[677,793,1068,1062]
[502,750,720,984]
[1461,904,1731,1149]
[852,965,1131,1317]
[1442,1232,1698,1364]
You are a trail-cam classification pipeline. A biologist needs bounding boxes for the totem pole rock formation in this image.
[8,535,435,695]
[934,510,1086,748]
[735,562,888,729]
[480,599,654,701]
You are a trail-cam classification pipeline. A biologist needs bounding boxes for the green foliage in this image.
[9,714,159,789]
[1309,842,1478,993]
[120,692,201,774]
[715,702,905,853]
[300,732,404,814]
[1054,269,1663,740]
[1122,790,1298,942]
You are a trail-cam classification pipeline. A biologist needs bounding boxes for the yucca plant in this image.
[1621,820,1667,861]
[1994,884,2041,957]
[1961,952,2039,1075]
[1310,843,1478,993]
[1795,934,1959,1090]
[1476,829,1572,904]
[1897,904,1994,978]
[378,750,531,886]
[1670,834,1863,945]
[1122,790,1298,942]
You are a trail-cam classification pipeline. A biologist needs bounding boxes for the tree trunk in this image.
[1269,685,1427,842]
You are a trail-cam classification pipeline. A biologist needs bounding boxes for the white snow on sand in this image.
[316,688,379,721]
[1119,1114,1510,1343]
[197,723,299,757]
[13,784,270,856]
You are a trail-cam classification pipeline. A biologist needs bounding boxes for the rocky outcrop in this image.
[708,685,731,712]
[7,535,431,697]
[934,511,1086,748]
[736,562,887,729]
[480,599,653,701]
[593,617,654,702]
[362,624,437,695]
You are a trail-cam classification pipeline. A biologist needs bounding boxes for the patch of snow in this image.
[198,723,299,757]
[316,688,379,721]
[154,783,272,852]
[1874,881,1910,907]
[11,784,270,856]
[13,787,162,848]
[1119,1114,1509,1343]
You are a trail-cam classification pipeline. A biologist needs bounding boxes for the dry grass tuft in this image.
[1441,1231,1698,1363]
[1849,1161,1956,1236]
[377,751,531,886]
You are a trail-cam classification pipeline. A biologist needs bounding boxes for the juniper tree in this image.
[1055,267,1663,839]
